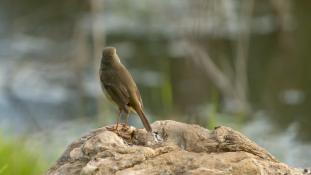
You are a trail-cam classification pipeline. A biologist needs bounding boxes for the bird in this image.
[99,47,152,132]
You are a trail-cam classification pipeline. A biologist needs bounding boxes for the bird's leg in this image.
[115,109,122,130]
[125,112,130,128]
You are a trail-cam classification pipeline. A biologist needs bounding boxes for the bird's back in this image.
[100,59,142,109]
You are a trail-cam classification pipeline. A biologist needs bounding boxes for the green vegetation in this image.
[0,134,47,175]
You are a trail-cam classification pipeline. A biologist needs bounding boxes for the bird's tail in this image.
[136,109,152,132]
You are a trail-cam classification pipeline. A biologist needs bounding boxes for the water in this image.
[243,116,311,167]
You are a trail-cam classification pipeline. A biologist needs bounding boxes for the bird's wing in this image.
[119,67,144,108]
[103,82,130,106]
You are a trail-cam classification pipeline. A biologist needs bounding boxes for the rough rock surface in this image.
[46,120,306,175]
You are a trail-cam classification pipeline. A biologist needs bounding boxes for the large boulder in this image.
[46,120,306,175]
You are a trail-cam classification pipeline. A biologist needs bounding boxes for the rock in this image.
[46,120,306,175]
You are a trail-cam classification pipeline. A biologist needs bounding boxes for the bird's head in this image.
[101,47,121,65]
[102,47,116,58]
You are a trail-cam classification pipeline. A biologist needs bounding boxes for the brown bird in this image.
[99,47,152,132]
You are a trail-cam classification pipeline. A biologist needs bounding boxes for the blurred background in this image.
[0,0,310,174]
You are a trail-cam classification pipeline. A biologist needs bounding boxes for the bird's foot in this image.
[119,123,131,132]
[106,123,131,134]
[106,125,117,132]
